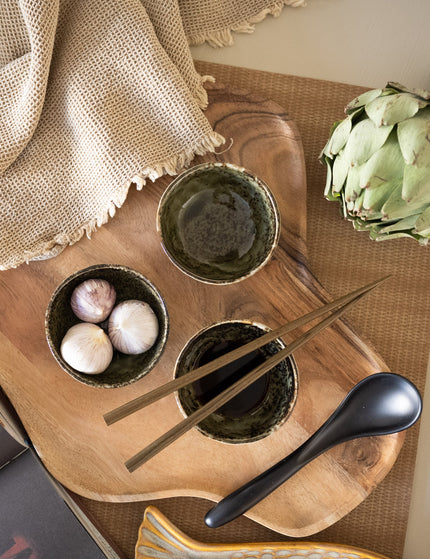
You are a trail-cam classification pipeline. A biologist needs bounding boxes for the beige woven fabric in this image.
[0,0,304,270]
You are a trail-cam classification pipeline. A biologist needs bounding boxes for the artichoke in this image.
[321,82,430,245]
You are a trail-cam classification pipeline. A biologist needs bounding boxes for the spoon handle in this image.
[205,372,422,528]
[204,414,342,529]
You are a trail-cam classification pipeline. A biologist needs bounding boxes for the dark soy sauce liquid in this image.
[192,338,269,418]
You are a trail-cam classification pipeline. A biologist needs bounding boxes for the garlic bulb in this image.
[60,323,113,374]
[71,279,116,323]
[108,300,159,355]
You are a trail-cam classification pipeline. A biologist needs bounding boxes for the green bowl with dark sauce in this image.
[175,321,298,444]
[157,163,280,284]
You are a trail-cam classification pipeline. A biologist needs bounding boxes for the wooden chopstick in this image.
[104,276,389,426]
[125,287,375,473]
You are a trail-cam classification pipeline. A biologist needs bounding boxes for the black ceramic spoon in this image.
[205,372,422,528]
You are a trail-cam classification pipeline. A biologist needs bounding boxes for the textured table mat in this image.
[74,62,430,559]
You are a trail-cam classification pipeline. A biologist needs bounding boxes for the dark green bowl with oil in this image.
[175,320,298,443]
[45,264,169,388]
[157,163,280,284]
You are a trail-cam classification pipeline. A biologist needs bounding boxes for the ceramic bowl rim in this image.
[173,319,299,444]
[156,162,281,285]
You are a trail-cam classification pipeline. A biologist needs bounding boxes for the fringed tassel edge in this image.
[194,75,216,109]
[187,0,306,48]
[12,131,225,270]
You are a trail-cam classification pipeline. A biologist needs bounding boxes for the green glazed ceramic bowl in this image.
[45,264,169,388]
[157,162,280,284]
[175,320,298,443]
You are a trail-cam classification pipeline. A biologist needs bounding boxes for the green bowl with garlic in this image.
[45,264,169,388]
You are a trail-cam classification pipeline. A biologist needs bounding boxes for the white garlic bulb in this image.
[60,323,113,374]
[108,300,159,355]
[71,279,116,323]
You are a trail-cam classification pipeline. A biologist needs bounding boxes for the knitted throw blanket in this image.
[0,0,304,270]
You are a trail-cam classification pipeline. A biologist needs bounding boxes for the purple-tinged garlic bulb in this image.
[71,279,116,323]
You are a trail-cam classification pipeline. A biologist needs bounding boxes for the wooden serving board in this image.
[0,84,404,537]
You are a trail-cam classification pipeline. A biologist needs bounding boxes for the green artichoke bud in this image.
[321,82,430,245]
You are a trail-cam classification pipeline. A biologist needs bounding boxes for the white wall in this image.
[191,2,430,557]
[191,0,430,90]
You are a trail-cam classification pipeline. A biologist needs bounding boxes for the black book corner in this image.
[0,389,123,559]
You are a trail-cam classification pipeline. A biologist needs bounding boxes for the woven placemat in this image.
[74,62,430,559]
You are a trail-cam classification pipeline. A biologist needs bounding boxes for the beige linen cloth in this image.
[0,0,304,270]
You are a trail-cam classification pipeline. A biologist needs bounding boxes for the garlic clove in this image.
[108,300,159,355]
[61,322,113,374]
[71,279,116,323]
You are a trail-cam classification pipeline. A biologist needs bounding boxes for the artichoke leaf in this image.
[388,82,430,102]
[332,149,349,193]
[414,205,430,237]
[370,229,420,242]
[397,107,430,167]
[381,180,428,219]
[349,106,366,123]
[351,219,368,231]
[323,157,337,199]
[402,164,430,205]
[342,119,393,167]
[344,164,363,202]
[363,178,399,213]
[365,93,424,127]
[360,132,404,189]
[360,210,384,220]
[346,199,355,212]
[341,191,348,218]
[321,121,341,159]
[346,89,382,113]
[322,116,352,157]
[348,189,365,215]
[352,217,380,231]
[378,214,420,234]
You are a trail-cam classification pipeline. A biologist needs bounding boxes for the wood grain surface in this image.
[0,84,404,537]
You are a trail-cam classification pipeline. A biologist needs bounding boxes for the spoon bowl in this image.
[205,372,422,528]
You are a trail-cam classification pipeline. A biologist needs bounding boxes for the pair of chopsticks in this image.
[103,276,389,473]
